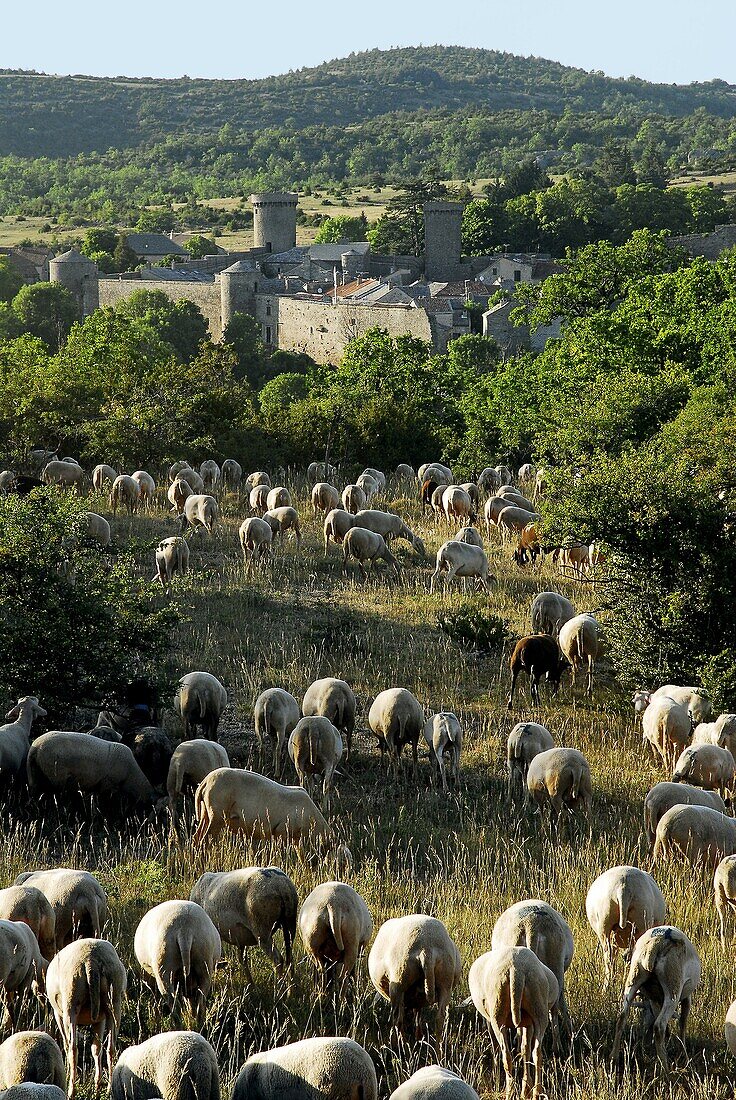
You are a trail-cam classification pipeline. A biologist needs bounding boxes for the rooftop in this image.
[125,233,188,257]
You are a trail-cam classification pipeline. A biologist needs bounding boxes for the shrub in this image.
[437,606,512,654]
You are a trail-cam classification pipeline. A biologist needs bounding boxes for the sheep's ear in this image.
[35,704,48,718]
[5,707,19,720]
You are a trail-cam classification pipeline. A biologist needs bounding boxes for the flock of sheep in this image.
[2,451,736,1099]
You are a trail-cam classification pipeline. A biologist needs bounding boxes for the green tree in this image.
[595,139,637,187]
[0,257,24,304]
[462,199,507,255]
[636,142,669,188]
[116,289,208,361]
[12,282,77,351]
[501,159,551,199]
[185,234,217,259]
[314,214,369,244]
[135,208,175,233]
[684,185,729,232]
[113,235,139,272]
[259,372,310,417]
[222,312,267,386]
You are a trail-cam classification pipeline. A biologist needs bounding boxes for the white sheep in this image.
[263,507,302,547]
[189,868,297,981]
[249,485,269,515]
[634,685,712,725]
[323,509,356,554]
[672,743,736,798]
[356,473,378,500]
[111,1032,219,1100]
[423,713,462,792]
[41,462,83,490]
[298,882,372,989]
[558,613,600,696]
[133,901,221,1025]
[0,921,46,1028]
[153,537,189,594]
[394,464,415,485]
[497,505,540,542]
[692,713,736,756]
[495,465,512,485]
[498,485,536,511]
[232,1038,376,1100]
[91,465,116,493]
[175,467,204,493]
[506,721,554,799]
[611,926,700,1076]
[109,475,140,516]
[199,459,220,493]
[0,1032,65,1091]
[288,716,343,809]
[307,462,336,486]
[342,527,398,577]
[80,513,110,548]
[181,493,218,535]
[302,678,356,762]
[361,467,386,491]
[353,509,425,556]
[166,740,230,826]
[441,486,475,526]
[0,887,56,962]
[453,526,483,548]
[530,591,575,637]
[714,854,736,945]
[342,484,366,514]
[419,463,453,486]
[518,462,536,484]
[368,688,424,773]
[0,697,47,782]
[483,494,510,534]
[131,470,155,505]
[221,458,242,490]
[254,688,300,778]
[13,871,106,955]
[430,541,490,593]
[167,478,192,515]
[27,734,155,806]
[653,804,736,868]
[642,696,692,767]
[368,915,461,1041]
[239,517,273,569]
[174,671,227,741]
[585,866,666,979]
[643,781,725,850]
[311,483,341,515]
[46,938,126,1099]
[266,486,291,510]
[169,460,190,480]
[477,468,501,494]
[389,1067,478,1100]
[245,471,271,490]
[526,747,592,827]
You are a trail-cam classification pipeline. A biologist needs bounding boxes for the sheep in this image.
[653,804,736,868]
[221,458,242,490]
[0,1032,65,1090]
[288,716,343,808]
[430,541,490,594]
[266,486,291,510]
[181,494,218,535]
[0,887,56,962]
[558,613,600,696]
[361,467,386,492]
[454,526,483,547]
[389,1067,478,1100]
[506,722,554,799]
[491,899,574,1041]
[168,461,190,480]
[506,635,569,708]
[0,697,47,782]
[673,743,736,798]
[111,1032,219,1100]
[133,901,221,1025]
[298,882,372,989]
[27,733,155,806]
[533,469,547,500]
[109,475,140,516]
[175,467,204,493]
[342,528,398,577]
[302,678,356,763]
[232,1037,377,1100]
[342,485,366,514]
[512,522,541,567]
[129,727,173,790]
[526,748,593,830]
[419,463,453,486]
[441,487,475,526]
[483,495,511,535]
[498,486,536,512]
[131,470,155,504]
[193,769,352,873]
[553,542,592,579]
[80,513,110,548]
[245,471,271,491]
[249,485,269,515]
[692,713,736,755]
[13,872,107,955]
[394,463,415,484]
[368,688,424,773]
[323,509,356,554]
[460,482,480,508]
[46,938,126,1099]
[642,696,692,768]
[167,478,192,515]
[199,460,220,493]
[41,462,83,490]
[468,946,558,1100]
[153,537,189,594]
[0,921,46,1028]
[190,868,297,981]
[91,465,116,493]
[477,468,501,494]
[311,483,341,515]
[239,517,273,569]
[430,484,446,518]
[353,510,425,556]
[714,855,736,946]
[368,915,461,1041]
[518,462,536,485]
[356,473,378,500]
[0,471,15,494]
[530,592,575,637]
[611,926,701,1076]
[29,450,57,473]
[643,781,726,850]
[264,507,302,547]
[307,462,336,486]
[497,506,540,542]
[166,740,230,825]
[423,713,462,793]
[585,866,666,979]
[495,465,513,485]
[174,671,227,741]
[635,686,712,725]
[254,688,300,778]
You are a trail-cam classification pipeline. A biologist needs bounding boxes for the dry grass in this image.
[7,473,736,1099]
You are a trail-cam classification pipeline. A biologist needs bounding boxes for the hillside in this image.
[2,45,736,157]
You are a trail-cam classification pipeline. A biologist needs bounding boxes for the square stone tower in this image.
[423,202,465,281]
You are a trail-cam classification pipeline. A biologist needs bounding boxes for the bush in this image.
[437,606,511,654]
[699,651,736,712]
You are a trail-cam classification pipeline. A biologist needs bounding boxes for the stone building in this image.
[49,249,99,318]
[669,224,736,260]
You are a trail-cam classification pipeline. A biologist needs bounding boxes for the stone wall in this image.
[99,278,224,338]
[274,297,435,363]
[669,224,736,260]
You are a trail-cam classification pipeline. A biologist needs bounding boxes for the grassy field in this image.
[7,470,736,1100]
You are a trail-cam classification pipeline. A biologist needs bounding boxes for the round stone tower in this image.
[49,248,99,318]
[250,192,298,254]
[219,259,260,333]
[341,249,362,282]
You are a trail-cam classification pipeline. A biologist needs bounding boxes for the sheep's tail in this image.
[309,726,319,768]
[86,958,101,1022]
[447,719,460,745]
[327,903,344,953]
[570,765,581,802]
[510,963,525,1029]
[420,948,436,1005]
[177,927,192,979]
[614,879,630,935]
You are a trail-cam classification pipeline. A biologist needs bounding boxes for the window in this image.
[514,269,522,282]
[266,302,271,316]
[266,242,272,253]
[265,326,272,344]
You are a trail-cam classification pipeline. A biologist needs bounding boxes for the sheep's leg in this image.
[531,1029,544,1100]
[718,896,728,948]
[652,992,675,1075]
[520,1024,533,1100]
[240,946,254,985]
[66,1020,78,1100]
[495,1023,515,1100]
[678,995,692,1043]
[587,657,594,697]
[611,972,648,1061]
[507,670,520,710]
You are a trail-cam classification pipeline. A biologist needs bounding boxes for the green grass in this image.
[9,473,736,1099]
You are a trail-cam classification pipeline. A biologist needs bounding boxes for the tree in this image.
[116,289,208,361]
[113,235,139,272]
[0,257,23,305]
[501,159,551,199]
[185,235,217,259]
[595,139,637,187]
[135,209,175,233]
[636,142,669,188]
[259,372,310,417]
[12,282,77,352]
[684,185,729,232]
[222,313,267,386]
[367,179,453,256]
[314,214,369,244]
[462,199,507,255]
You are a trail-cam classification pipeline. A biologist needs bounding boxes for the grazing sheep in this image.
[369,688,424,773]
[0,888,56,962]
[245,471,271,491]
[498,486,536,512]
[388,1067,478,1100]
[13,872,106,955]
[491,899,574,1041]
[249,485,269,515]
[131,470,155,504]
[477,468,501,494]
[611,926,701,1075]
[174,672,227,741]
[153,537,189,594]
[311,483,341,515]
[111,1032,219,1100]
[430,485,446,518]
[166,740,229,825]
[714,855,736,946]
[497,506,540,543]
[134,901,221,1025]
[635,685,712,725]
[0,921,46,1028]
[288,716,343,808]
[181,494,218,535]
[518,463,536,484]
[468,946,558,1100]
[199,460,220,493]
[394,464,415,484]
[430,541,490,594]
[193,769,352,872]
[653,804,736,868]
[91,466,116,493]
[672,743,736,798]
[264,507,302,547]
[361,467,386,491]
[254,688,300,778]
[642,696,692,767]
[169,461,190,480]
[441,486,475,526]
[356,473,378,500]
[27,734,155,806]
[643,782,726,850]
[130,727,173,789]
[190,868,297,981]
[232,1037,377,1100]
[692,713,736,756]
[526,748,592,829]
[307,462,336,486]
[41,462,83,490]
[423,713,462,793]
[506,636,569,708]
[585,866,666,979]
[558,613,600,696]
[239,517,273,569]
[0,697,47,782]
[512,522,541,567]
[460,482,480,508]
[46,938,126,1099]
[323,509,356,554]
[368,915,461,1041]
[80,513,110,548]
[0,1032,65,1090]
[530,592,575,637]
[495,465,512,485]
[167,478,192,515]
[533,469,547,500]
[175,467,204,493]
[419,463,453,486]
[342,528,398,577]
[0,471,15,493]
[265,486,290,511]
[29,450,57,473]
[342,485,366,514]
[353,510,425,556]
[221,459,243,490]
[298,882,372,989]
[454,526,483,547]
[302,678,356,763]
[506,722,554,799]
[109,475,140,516]
[483,495,511,535]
